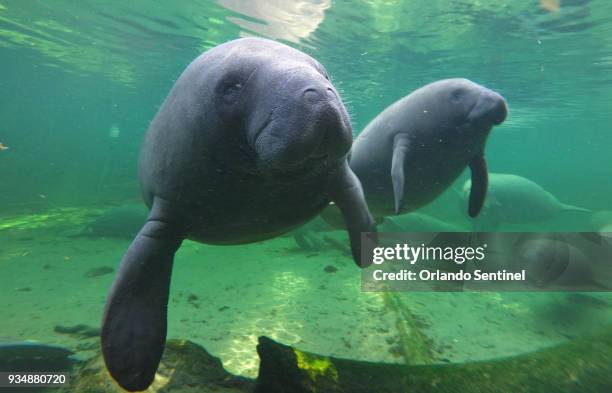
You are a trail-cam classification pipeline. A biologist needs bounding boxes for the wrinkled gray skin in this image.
[101,38,375,392]
[350,78,507,221]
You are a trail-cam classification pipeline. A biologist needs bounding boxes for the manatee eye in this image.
[221,82,242,103]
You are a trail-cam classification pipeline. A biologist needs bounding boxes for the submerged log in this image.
[64,340,253,393]
[255,328,612,393]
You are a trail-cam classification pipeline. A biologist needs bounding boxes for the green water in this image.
[1,0,612,390]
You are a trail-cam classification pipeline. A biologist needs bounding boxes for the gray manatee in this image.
[379,212,467,232]
[101,38,375,391]
[349,78,507,221]
[461,173,590,228]
[514,233,611,290]
[75,204,148,239]
[590,211,612,248]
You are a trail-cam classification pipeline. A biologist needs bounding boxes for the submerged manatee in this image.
[77,204,148,239]
[461,173,590,228]
[349,78,507,221]
[101,38,376,391]
[514,233,611,290]
[590,211,612,248]
[379,212,467,232]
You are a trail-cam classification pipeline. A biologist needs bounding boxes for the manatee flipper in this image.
[391,134,411,214]
[101,198,183,392]
[293,232,314,251]
[329,161,377,267]
[468,155,488,217]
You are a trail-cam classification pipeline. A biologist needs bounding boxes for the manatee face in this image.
[416,78,507,147]
[518,238,570,287]
[212,50,352,176]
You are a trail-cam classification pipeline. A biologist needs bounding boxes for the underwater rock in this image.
[255,328,612,393]
[323,265,338,273]
[64,339,253,393]
[0,339,75,372]
[76,203,148,239]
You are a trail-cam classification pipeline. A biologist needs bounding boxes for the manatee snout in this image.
[255,73,352,172]
[303,85,352,157]
[467,88,508,126]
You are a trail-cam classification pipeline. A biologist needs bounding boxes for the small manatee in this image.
[350,78,507,220]
[78,204,148,239]
[461,173,590,229]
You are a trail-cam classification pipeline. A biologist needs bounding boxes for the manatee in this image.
[514,233,611,290]
[589,211,612,242]
[590,211,612,249]
[379,212,467,232]
[349,78,507,221]
[100,38,375,391]
[461,173,590,228]
[515,234,571,287]
[289,217,332,252]
[75,204,148,239]
[590,211,612,229]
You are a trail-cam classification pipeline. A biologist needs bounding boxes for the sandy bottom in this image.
[2,207,612,378]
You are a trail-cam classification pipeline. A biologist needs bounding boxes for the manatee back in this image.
[485,174,566,222]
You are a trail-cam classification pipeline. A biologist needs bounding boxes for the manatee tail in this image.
[560,203,591,214]
[101,198,183,392]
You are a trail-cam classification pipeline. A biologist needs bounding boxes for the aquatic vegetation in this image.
[0,208,100,231]
[294,349,339,385]
[382,292,435,364]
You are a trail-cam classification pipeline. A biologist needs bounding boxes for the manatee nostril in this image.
[326,87,337,99]
[303,87,322,101]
